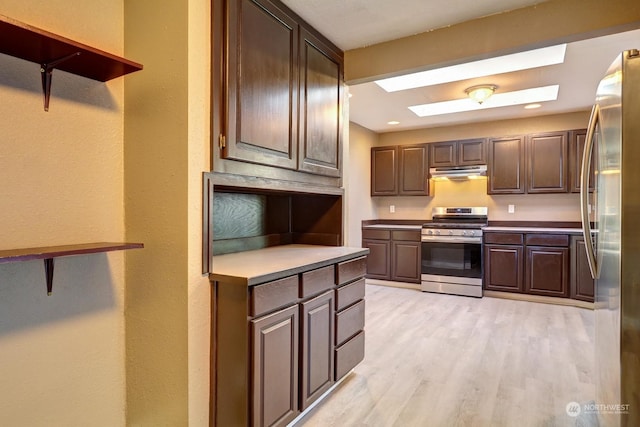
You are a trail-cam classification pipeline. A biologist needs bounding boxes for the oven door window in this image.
[421,241,482,278]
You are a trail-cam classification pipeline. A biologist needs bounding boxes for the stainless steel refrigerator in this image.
[580,49,640,427]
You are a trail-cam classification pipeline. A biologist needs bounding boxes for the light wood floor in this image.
[297,284,596,427]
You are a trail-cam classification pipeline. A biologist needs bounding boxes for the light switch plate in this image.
[390,205,395,213]
[508,204,515,214]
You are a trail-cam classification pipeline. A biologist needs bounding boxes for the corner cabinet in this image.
[215,0,344,184]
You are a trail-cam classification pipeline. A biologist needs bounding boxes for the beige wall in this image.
[346,123,378,246]
[0,1,127,426]
[347,111,591,235]
[124,0,211,425]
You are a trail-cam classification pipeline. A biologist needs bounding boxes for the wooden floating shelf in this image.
[0,242,144,295]
[0,14,143,110]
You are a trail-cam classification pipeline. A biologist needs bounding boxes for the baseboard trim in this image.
[484,290,594,309]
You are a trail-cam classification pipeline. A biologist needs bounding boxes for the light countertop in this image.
[209,244,369,287]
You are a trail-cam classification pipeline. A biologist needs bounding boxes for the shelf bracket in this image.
[40,52,81,112]
[44,258,54,295]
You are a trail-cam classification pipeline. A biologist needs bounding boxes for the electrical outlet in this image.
[390,205,395,213]
[508,204,515,214]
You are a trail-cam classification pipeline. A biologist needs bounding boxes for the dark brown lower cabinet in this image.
[525,246,569,297]
[213,248,367,427]
[570,236,595,302]
[300,290,334,410]
[391,239,421,283]
[251,305,300,427]
[362,227,421,283]
[484,244,524,292]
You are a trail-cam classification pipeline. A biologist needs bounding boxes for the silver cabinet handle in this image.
[581,103,600,279]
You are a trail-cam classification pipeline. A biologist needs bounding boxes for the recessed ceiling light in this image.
[375,44,567,92]
[524,103,542,109]
[387,120,400,125]
[409,85,559,117]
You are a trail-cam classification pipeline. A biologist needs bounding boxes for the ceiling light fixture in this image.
[524,103,542,109]
[374,44,567,92]
[465,85,497,104]
[409,85,559,117]
[387,120,400,125]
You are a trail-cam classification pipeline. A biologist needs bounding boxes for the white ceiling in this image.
[280,0,640,133]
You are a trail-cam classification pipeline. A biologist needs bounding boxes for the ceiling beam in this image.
[344,0,640,84]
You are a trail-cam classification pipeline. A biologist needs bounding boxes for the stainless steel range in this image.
[421,207,488,297]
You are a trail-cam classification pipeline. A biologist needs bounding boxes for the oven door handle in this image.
[421,236,482,244]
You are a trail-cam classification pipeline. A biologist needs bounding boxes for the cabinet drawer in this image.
[484,232,523,245]
[525,234,569,247]
[250,275,299,317]
[335,278,365,311]
[336,257,367,285]
[335,299,365,346]
[300,265,335,299]
[391,230,421,241]
[335,330,365,380]
[362,229,390,240]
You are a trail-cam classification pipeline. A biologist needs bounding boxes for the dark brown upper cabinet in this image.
[371,146,398,196]
[398,145,431,195]
[298,28,343,178]
[527,131,568,193]
[568,129,595,193]
[224,0,299,171]
[216,0,344,183]
[487,136,526,194]
[371,145,431,196]
[429,139,486,168]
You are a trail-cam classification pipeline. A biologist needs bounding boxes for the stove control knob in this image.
[428,230,434,235]
[462,230,467,236]
[449,230,454,235]
[435,230,441,235]
[469,230,475,236]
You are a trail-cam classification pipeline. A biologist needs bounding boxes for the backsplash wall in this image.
[373,178,581,222]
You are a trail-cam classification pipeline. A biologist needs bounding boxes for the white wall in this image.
[0,2,127,426]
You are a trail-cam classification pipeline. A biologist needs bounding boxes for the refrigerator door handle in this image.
[581,103,600,279]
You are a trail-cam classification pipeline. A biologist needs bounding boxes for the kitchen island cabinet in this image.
[210,245,367,427]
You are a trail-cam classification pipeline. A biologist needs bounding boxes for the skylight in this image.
[409,85,560,117]
[375,44,567,92]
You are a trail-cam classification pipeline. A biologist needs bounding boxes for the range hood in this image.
[429,165,487,180]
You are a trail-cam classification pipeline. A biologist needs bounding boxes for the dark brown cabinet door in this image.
[362,239,391,280]
[298,28,343,177]
[300,290,335,410]
[371,146,398,196]
[391,240,421,283]
[225,0,299,170]
[458,138,487,166]
[569,129,595,193]
[429,141,456,167]
[399,144,430,196]
[484,244,524,292]
[570,236,595,302]
[527,132,568,193]
[488,136,525,194]
[251,304,299,427]
[525,246,569,297]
